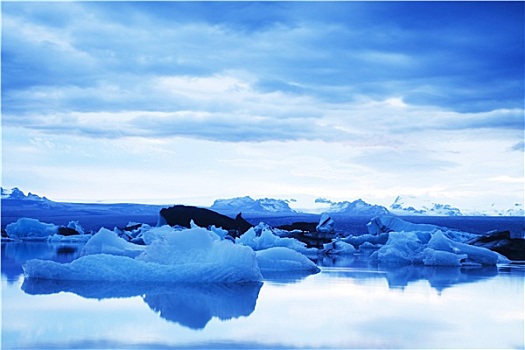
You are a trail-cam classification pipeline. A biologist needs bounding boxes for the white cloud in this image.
[2,2,523,211]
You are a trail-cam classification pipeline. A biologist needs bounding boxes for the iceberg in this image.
[341,233,389,250]
[316,213,335,234]
[321,238,357,255]
[366,215,476,242]
[81,228,146,258]
[255,247,320,273]
[370,230,501,266]
[367,215,446,235]
[322,215,506,265]
[5,218,90,241]
[236,223,315,254]
[24,226,263,283]
[466,230,525,261]
[47,234,92,243]
[5,218,58,239]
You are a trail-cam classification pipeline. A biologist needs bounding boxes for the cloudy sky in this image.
[2,1,524,211]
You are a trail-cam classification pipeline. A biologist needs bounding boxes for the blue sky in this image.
[2,1,524,211]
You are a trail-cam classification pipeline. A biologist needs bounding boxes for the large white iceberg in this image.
[24,226,263,283]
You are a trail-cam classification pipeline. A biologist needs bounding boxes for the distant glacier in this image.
[1,187,524,217]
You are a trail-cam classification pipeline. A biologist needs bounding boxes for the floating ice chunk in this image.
[427,231,499,265]
[370,230,499,266]
[116,222,151,242]
[236,223,314,254]
[367,215,440,235]
[210,225,229,239]
[48,234,92,243]
[24,226,263,283]
[321,239,356,255]
[370,231,424,265]
[342,233,389,249]
[81,228,146,258]
[367,215,476,242]
[255,247,320,273]
[5,218,58,240]
[422,248,467,266]
[316,213,335,234]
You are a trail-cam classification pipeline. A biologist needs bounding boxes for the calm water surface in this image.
[2,241,524,349]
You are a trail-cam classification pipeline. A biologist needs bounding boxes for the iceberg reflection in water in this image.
[1,241,83,283]
[22,279,262,330]
[314,253,500,292]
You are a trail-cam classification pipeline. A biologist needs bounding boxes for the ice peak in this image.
[1,187,48,201]
[211,196,295,214]
[390,195,462,216]
[324,198,389,216]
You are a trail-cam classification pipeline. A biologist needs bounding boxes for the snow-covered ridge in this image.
[210,196,295,214]
[484,203,525,217]
[1,187,49,201]
[3,187,524,217]
[389,195,525,217]
[316,198,389,216]
[390,195,463,216]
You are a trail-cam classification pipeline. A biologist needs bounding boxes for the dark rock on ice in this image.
[116,223,147,243]
[159,205,253,238]
[57,227,80,236]
[276,215,337,248]
[277,222,318,232]
[467,230,525,261]
[278,229,332,248]
[122,223,143,232]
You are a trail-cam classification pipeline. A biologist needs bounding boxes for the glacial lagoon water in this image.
[2,240,524,349]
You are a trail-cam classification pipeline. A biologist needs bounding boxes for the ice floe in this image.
[236,222,315,254]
